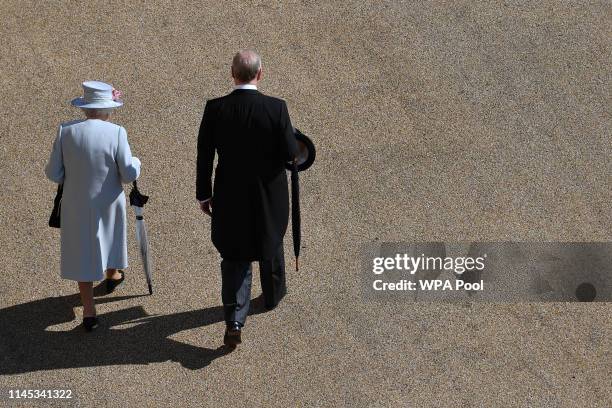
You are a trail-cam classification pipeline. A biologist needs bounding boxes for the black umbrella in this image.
[129,181,153,295]
[287,128,316,271]
[291,159,300,271]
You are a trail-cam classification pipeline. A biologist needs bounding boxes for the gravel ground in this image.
[0,1,610,407]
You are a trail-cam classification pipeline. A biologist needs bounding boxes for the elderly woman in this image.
[45,81,141,331]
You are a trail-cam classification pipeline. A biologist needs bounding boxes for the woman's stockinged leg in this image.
[78,281,96,317]
[105,268,122,280]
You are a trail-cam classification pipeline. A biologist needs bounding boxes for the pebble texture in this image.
[0,1,610,407]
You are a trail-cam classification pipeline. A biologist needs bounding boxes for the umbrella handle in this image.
[129,181,149,207]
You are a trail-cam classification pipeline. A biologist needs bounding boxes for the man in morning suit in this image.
[196,50,298,347]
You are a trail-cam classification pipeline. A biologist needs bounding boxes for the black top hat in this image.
[286,128,316,172]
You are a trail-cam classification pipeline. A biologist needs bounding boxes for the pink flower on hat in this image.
[112,88,123,101]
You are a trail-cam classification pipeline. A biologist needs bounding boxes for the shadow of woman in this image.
[0,292,267,374]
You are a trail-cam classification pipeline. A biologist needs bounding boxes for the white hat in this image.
[71,81,123,109]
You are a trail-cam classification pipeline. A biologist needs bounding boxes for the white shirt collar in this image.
[234,84,258,90]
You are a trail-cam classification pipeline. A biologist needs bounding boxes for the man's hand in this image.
[199,199,212,216]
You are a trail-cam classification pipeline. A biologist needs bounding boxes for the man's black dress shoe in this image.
[83,316,99,332]
[105,270,125,294]
[224,322,242,347]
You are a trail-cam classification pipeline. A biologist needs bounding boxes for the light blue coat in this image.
[45,119,141,281]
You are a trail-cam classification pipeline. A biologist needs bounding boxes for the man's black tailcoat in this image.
[196,89,298,261]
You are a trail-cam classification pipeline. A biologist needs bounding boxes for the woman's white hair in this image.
[81,108,114,115]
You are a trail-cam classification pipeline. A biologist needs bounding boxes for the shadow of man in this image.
[0,291,268,374]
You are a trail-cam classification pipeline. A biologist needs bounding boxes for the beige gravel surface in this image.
[0,1,610,407]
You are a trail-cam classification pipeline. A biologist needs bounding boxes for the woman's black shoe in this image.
[105,270,125,294]
[83,316,99,332]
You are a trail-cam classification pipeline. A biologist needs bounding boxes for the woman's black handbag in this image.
[48,184,63,228]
